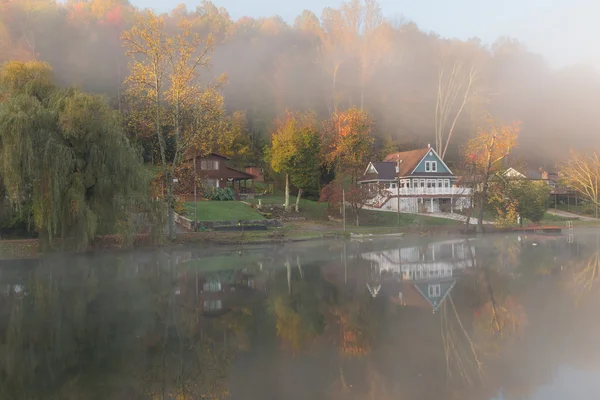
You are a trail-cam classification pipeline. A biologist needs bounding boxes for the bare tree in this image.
[560,151,600,219]
[435,55,481,160]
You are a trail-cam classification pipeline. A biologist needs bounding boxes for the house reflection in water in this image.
[174,253,269,316]
[361,239,476,313]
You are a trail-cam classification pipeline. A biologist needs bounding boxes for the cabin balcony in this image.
[383,187,472,197]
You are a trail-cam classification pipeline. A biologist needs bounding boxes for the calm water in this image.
[2,231,600,399]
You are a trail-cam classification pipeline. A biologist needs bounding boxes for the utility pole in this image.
[193,155,198,231]
[342,188,346,231]
[397,178,400,227]
[396,160,401,227]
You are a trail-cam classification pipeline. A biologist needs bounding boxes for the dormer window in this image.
[426,161,437,172]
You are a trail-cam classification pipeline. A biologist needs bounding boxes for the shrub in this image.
[203,187,235,201]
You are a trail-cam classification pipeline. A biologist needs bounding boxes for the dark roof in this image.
[358,162,397,182]
[372,162,397,180]
[200,166,253,180]
[184,151,230,161]
[383,148,430,176]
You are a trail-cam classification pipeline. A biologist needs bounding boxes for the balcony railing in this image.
[385,187,472,196]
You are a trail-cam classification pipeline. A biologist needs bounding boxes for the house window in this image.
[427,180,435,188]
[431,161,437,172]
[444,180,450,188]
[437,179,443,188]
[203,281,222,292]
[420,179,425,188]
[425,161,431,172]
[428,284,441,298]
[203,300,222,311]
[201,160,219,170]
[391,182,397,189]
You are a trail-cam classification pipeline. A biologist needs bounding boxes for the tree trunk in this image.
[477,173,490,233]
[154,81,173,240]
[284,174,290,212]
[295,188,302,212]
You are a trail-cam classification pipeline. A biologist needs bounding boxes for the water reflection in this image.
[1,231,600,399]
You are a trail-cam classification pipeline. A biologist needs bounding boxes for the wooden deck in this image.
[512,226,563,234]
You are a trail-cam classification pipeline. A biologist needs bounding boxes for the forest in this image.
[1,0,598,164]
[1,0,599,246]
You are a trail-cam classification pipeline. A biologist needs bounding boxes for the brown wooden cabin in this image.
[184,152,253,191]
[245,166,264,182]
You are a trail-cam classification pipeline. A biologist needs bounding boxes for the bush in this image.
[203,187,235,201]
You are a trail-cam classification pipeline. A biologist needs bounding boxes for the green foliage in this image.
[269,111,323,192]
[511,180,550,223]
[203,186,235,201]
[490,178,550,224]
[0,61,150,250]
[216,111,258,168]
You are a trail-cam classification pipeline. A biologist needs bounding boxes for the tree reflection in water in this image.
[1,232,600,399]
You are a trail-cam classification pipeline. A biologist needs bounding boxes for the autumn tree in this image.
[325,107,374,184]
[319,181,375,226]
[268,111,323,212]
[488,177,549,226]
[0,61,149,250]
[463,116,519,232]
[215,110,256,168]
[122,10,224,239]
[560,151,600,219]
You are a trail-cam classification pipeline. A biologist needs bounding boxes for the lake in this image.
[2,230,600,399]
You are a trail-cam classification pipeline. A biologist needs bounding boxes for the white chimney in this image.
[427,143,431,148]
[395,159,401,173]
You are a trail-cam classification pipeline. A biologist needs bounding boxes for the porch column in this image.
[450,197,453,214]
[430,198,434,213]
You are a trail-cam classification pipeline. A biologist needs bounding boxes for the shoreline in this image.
[0,225,466,260]
[1,222,598,261]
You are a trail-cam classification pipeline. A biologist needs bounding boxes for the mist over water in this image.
[2,231,600,399]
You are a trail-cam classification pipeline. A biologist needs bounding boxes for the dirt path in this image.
[546,209,598,221]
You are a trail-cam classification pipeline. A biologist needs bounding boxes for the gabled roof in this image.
[503,167,527,179]
[383,148,430,176]
[412,279,456,312]
[362,161,397,181]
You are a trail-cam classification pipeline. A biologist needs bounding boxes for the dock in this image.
[512,226,563,234]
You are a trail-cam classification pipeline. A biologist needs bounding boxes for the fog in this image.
[2,0,599,167]
[2,232,600,398]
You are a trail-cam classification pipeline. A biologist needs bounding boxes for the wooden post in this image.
[193,156,198,231]
[342,189,346,232]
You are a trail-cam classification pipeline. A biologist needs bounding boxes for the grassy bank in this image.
[182,201,264,221]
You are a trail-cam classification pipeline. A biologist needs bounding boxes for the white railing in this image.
[386,187,472,196]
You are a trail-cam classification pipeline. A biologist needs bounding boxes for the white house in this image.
[358,147,472,213]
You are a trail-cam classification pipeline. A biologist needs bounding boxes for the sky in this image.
[130,0,600,69]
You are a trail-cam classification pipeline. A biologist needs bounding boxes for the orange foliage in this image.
[331,308,369,356]
[325,107,374,181]
[464,117,520,171]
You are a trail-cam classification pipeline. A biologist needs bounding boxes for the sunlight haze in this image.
[130,0,600,68]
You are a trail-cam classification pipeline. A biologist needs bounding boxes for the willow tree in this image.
[0,61,148,250]
[122,11,224,240]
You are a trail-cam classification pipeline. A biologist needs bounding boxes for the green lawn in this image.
[183,201,264,221]
[248,194,461,227]
[359,209,462,227]
[248,194,329,220]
